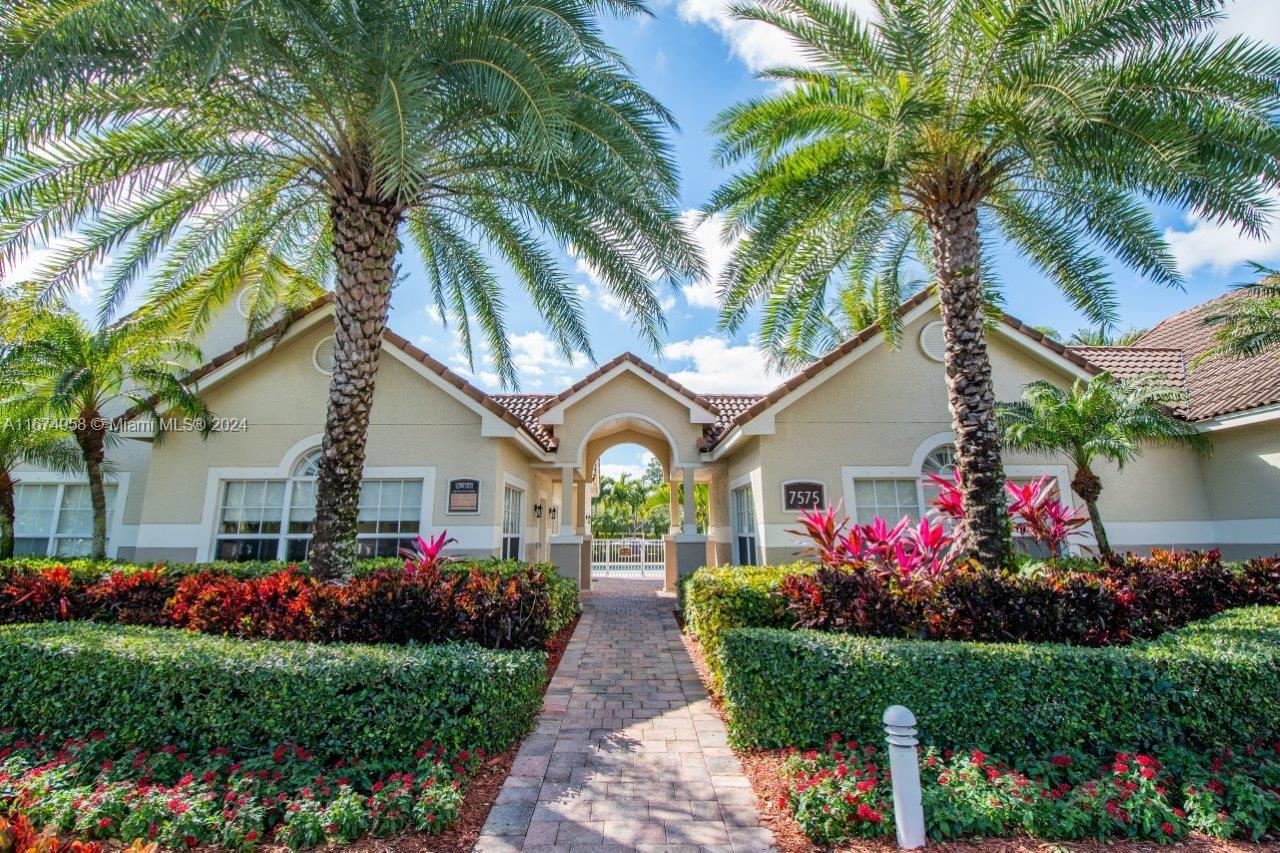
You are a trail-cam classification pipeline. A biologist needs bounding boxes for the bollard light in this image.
[883,705,927,849]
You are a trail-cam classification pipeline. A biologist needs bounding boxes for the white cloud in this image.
[448,329,588,391]
[663,336,792,392]
[600,450,657,481]
[680,210,737,309]
[675,0,877,72]
[1164,192,1280,275]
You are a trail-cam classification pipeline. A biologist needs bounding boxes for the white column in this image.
[682,466,698,536]
[668,481,680,535]
[559,465,574,537]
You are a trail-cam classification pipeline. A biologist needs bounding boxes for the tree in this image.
[705,0,1280,568]
[593,474,649,536]
[1067,327,1149,347]
[0,308,210,559]
[996,375,1210,556]
[1,0,700,577]
[1203,264,1280,360]
[0,404,84,559]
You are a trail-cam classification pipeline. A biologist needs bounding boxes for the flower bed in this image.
[0,555,580,649]
[779,735,1280,844]
[0,729,479,850]
[0,621,546,764]
[683,551,1280,686]
[718,607,1280,758]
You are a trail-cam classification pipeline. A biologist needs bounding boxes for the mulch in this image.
[677,616,1280,853]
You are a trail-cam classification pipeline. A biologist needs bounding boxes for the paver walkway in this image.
[476,579,775,852]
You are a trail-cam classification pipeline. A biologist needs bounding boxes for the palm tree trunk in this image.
[307,182,403,580]
[73,417,109,560]
[0,470,15,559]
[1070,463,1111,556]
[927,196,1012,569]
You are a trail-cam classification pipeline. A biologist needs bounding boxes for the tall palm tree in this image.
[996,375,1210,556]
[0,404,84,559]
[1,0,700,576]
[1203,264,1280,360]
[0,308,210,559]
[705,0,1280,568]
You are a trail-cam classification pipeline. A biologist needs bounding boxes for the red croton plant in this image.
[791,470,1090,584]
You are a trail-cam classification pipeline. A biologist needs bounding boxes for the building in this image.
[12,288,1279,587]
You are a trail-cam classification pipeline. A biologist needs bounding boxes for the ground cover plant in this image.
[0,543,579,649]
[778,734,1280,845]
[0,728,479,850]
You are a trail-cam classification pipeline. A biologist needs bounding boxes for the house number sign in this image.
[447,478,481,514]
[782,480,826,511]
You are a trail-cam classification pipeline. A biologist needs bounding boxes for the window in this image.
[502,486,523,560]
[919,445,957,513]
[731,485,757,565]
[852,479,919,525]
[214,450,424,561]
[13,483,119,557]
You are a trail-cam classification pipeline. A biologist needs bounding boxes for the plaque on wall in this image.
[447,478,481,514]
[782,480,826,512]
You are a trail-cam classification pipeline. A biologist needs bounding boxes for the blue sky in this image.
[9,0,1279,479]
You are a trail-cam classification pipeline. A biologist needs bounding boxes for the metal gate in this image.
[591,537,665,578]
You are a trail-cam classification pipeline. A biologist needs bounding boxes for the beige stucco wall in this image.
[1199,421,1280,520]
[551,370,707,470]
[723,310,1228,563]
[134,318,512,558]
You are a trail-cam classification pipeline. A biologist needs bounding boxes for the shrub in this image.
[718,607,1280,758]
[0,556,580,650]
[782,567,912,638]
[680,564,811,688]
[84,569,173,627]
[0,621,547,763]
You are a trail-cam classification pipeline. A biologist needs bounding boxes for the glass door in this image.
[502,486,523,560]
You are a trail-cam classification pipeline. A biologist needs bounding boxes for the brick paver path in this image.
[476,579,775,852]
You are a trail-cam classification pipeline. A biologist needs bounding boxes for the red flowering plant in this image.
[0,731,480,851]
[928,471,1089,561]
[398,531,457,573]
[84,569,173,626]
[777,735,1280,845]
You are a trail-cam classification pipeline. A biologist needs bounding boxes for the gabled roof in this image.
[528,351,721,424]
[490,394,559,450]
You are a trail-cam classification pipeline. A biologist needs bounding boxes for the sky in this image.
[9,0,1280,481]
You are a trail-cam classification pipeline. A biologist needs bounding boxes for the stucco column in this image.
[574,478,587,535]
[668,481,680,535]
[559,465,574,537]
[706,468,731,567]
[682,466,698,536]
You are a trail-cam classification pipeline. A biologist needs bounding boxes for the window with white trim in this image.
[13,483,119,557]
[501,486,523,560]
[851,479,919,525]
[214,450,424,561]
[731,485,757,565]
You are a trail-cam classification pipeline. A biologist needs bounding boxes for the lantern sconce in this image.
[533,501,545,520]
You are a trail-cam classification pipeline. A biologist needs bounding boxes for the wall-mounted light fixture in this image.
[533,501,545,520]
[548,505,558,522]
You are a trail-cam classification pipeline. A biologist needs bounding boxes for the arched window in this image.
[214,446,423,562]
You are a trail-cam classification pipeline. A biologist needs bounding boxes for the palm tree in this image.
[1203,264,1280,360]
[1,0,700,576]
[593,474,649,536]
[0,404,84,559]
[705,0,1280,568]
[996,375,1210,556]
[0,308,210,559]
[1068,327,1150,348]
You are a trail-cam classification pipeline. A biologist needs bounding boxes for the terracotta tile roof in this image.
[490,394,559,450]
[1125,291,1280,420]
[700,394,765,447]
[529,351,722,418]
[1065,346,1190,415]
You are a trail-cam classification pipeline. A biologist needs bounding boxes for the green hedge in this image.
[681,564,810,688]
[0,557,580,635]
[0,621,547,762]
[719,607,1280,758]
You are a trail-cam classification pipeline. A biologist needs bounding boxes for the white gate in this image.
[591,537,665,578]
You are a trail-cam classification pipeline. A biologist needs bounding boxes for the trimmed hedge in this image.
[0,621,547,763]
[718,607,1280,758]
[680,563,811,688]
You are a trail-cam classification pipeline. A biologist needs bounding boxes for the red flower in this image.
[1049,754,1073,767]
[856,803,883,823]
[1161,822,1175,835]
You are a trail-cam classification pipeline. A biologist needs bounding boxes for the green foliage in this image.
[1202,263,1280,362]
[705,0,1280,367]
[680,563,811,689]
[0,621,547,763]
[718,607,1280,758]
